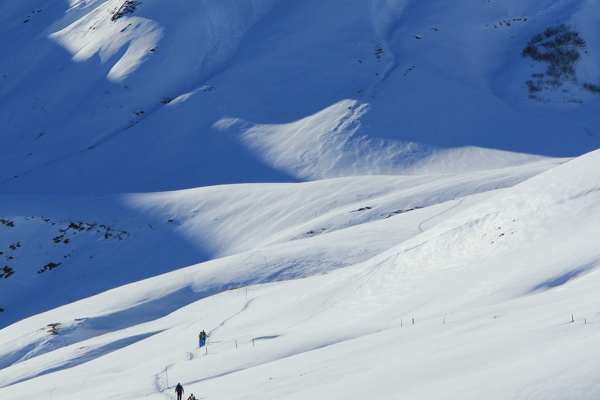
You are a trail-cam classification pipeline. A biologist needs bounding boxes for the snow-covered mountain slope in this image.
[1,147,599,399]
[1,0,599,194]
[2,0,600,398]
[0,157,560,328]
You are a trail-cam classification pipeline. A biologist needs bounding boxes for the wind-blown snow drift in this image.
[215,99,553,179]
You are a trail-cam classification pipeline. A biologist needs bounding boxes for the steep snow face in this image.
[0,0,598,194]
[49,0,164,82]
[0,0,288,194]
[1,151,599,399]
[215,100,554,180]
[49,0,281,83]
[213,100,430,180]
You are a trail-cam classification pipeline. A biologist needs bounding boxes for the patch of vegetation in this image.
[47,323,60,335]
[521,24,594,102]
[0,219,15,227]
[111,1,141,21]
[1,266,15,279]
[373,41,384,61]
[383,206,422,219]
[565,98,583,104]
[583,82,600,94]
[522,24,585,81]
[403,66,417,76]
[525,80,543,93]
[528,94,551,104]
[38,262,61,274]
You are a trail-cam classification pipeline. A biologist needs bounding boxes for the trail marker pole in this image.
[585,319,587,324]
[412,318,414,325]
[572,314,574,323]
[205,346,208,355]
[165,366,169,388]
[401,318,402,327]
[235,340,238,348]
[443,316,446,324]
[253,339,255,347]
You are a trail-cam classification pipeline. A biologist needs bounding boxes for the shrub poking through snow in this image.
[47,323,60,335]
[522,24,585,81]
[37,262,61,274]
[525,80,543,93]
[111,1,141,21]
[1,266,15,279]
[583,82,600,94]
[522,24,590,101]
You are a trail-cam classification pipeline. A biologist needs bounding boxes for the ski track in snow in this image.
[418,197,466,233]
[154,369,174,400]
[288,258,389,330]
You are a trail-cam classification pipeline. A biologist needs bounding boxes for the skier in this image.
[175,383,184,400]
[187,394,196,400]
[198,330,207,347]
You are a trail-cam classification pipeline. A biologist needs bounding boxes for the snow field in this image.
[1,150,599,398]
[0,157,560,328]
[1,0,600,397]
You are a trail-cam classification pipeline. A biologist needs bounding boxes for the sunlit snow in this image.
[1,0,599,398]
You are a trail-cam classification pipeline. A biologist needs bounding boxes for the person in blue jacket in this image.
[198,330,207,347]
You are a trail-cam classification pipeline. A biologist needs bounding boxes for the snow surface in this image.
[1,148,599,399]
[1,0,599,193]
[0,158,561,328]
[1,0,600,398]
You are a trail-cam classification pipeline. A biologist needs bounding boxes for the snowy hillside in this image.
[1,0,599,193]
[0,158,561,328]
[1,0,600,398]
[1,147,599,399]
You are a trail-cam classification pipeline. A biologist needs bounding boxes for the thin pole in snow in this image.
[401,318,402,327]
[443,316,446,324]
[165,366,168,388]
[205,346,208,355]
[253,339,255,347]
[235,340,238,348]
[246,286,248,302]
[572,314,574,323]
[585,319,587,324]
[412,318,414,325]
